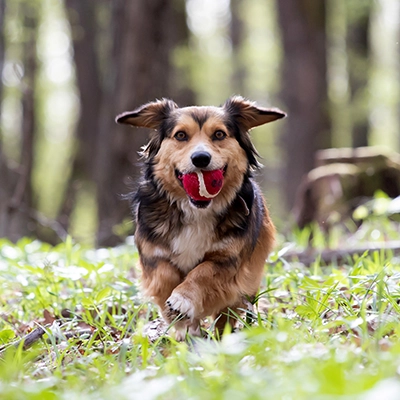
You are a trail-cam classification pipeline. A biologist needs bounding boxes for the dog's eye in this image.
[174,131,188,141]
[213,130,227,141]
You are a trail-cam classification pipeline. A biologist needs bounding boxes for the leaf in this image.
[301,276,322,289]
[95,287,112,304]
[353,205,369,221]
[0,329,15,344]
[372,197,391,215]
[81,297,94,308]
[43,309,56,324]
[374,190,389,199]
[295,305,316,318]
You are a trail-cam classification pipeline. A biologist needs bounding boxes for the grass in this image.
[0,220,400,399]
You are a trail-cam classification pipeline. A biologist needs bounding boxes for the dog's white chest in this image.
[170,208,215,273]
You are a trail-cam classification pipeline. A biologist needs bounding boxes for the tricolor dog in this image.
[116,96,286,340]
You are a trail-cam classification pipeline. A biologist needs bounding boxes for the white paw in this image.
[166,292,195,321]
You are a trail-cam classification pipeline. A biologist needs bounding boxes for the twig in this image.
[0,326,46,357]
[19,326,46,349]
[280,241,400,265]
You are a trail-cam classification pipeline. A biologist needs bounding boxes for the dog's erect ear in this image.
[223,96,286,130]
[115,98,178,129]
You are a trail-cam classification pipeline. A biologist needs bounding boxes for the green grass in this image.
[1,228,400,400]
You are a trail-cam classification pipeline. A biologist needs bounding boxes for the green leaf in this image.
[95,287,112,303]
[353,205,369,220]
[295,305,316,318]
[0,329,15,344]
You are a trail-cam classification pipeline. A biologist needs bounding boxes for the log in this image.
[280,241,400,265]
[293,147,400,229]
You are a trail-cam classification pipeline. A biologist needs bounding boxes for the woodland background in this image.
[0,0,399,246]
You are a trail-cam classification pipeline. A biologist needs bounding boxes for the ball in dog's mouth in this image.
[177,168,224,207]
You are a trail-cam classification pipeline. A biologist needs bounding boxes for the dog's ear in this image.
[223,96,286,130]
[115,99,178,129]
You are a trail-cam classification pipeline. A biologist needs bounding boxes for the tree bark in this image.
[346,2,372,148]
[0,0,8,237]
[19,1,38,223]
[230,0,245,95]
[60,0,103,234]
[0,1,39,240]
[277,0,331,210]
[65,0,103,180]
[0,0,5,119]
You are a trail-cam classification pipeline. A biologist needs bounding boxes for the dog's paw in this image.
[174,321,202,342]
[174,326,187,342]
[165,292,196,321]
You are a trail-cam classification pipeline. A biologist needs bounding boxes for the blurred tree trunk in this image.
[346,2,372,148]
[0,0,4,112]
[230,0,245,94]
[0,1,39,240]
[277,0,331,210]
[64,0,193,246]
[61,0,103,234]
[0,0,8,236]
[18,1,38,235]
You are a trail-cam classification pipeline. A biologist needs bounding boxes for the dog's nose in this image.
[191,151,211,168]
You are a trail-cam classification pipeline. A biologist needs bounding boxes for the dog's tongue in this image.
[181,169,224,201]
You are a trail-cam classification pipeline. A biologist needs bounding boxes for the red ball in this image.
[181,169,224,201]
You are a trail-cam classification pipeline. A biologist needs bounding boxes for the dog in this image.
[116,96,286,340]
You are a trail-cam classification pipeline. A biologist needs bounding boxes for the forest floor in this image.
[1,217,400,400]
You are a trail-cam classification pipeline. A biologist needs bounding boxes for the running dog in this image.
[116,96,286,340]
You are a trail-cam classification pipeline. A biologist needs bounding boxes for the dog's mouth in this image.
[176,166,227,208]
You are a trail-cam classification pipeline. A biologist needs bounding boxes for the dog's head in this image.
[116,96,285,210]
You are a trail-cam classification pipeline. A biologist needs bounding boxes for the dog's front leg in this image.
[141,260,200,340]
[141,260,183,308]
[165,256,240,325]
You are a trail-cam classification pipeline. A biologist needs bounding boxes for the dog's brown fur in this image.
[116,96,285,340]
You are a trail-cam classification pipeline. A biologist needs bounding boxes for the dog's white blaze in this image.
[196,171,217,199]
[171,204,216,273]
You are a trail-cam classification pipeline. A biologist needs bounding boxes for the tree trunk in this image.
[19,1,38,228]
[0,1,39,241]
[0,0,5,115]
[65,0,103,180]
[277,0,331,210]
[230,0,245,95]
[346,2,372,148]
[60,0,103,234]
[0,0,8,236]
